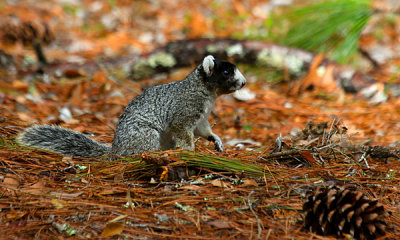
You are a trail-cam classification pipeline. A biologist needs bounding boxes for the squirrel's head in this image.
[201,55,246,94]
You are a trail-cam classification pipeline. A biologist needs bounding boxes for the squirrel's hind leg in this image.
[112,128,161,155]
[168,127,195,151]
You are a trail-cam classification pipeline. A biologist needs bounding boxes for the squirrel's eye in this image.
[223,70,229,76]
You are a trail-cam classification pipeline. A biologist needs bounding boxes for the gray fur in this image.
[17,55,246,157]
[16,125,110,157]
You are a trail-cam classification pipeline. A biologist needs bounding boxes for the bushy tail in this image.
[16,125,111,157]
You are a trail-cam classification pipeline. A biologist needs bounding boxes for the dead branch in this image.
[39,38,400,98]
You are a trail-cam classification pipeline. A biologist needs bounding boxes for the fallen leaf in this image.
[241,179,258,187]
[206,219,231,229]
[62,156,75,165]
[93,71,108,84]
[69,82,84,106]
[301,151,319,166]
[99,189,124,195]
[290,54,339,95]
[211,180,231,188]
[320,65,337,92]
[12,80,29,90]
[6,210,27,220]
[17,112,32,122]
[179,185,202,191]
[101,222,124,237]
[50,191,83,199]
[3,175,20,188]
[64,68,86,78]
[23,181,47,195]
[51,199,64,209]
[15,95,27,104]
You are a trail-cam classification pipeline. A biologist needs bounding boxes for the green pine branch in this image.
[271,0,373,63]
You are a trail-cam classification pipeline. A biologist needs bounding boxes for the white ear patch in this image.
[202,55,215,77]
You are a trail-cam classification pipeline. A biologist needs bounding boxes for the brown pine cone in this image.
[303,185,389,240]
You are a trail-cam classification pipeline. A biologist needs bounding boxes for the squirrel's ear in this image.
[202,55,215,77]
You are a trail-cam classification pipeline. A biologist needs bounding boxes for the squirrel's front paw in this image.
[214,141,223,152]
[213,136,223,152]
[207,134,223,152]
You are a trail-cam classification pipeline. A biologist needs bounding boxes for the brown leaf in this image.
[290,54,339,95]
[23,181,47,195]
[211,180,231,188]
[99,189,125,195]
[62,156,75,165]
[3,175,20,188]
[241,179,258,187]
[51,199,64,209]
[12,80,29,90]
[69,82,84,106]
[179,185,202,191]
[206,219,231,229]
[300,151,319,166]
[319,65,338,92]
[101,222,124,237]
[63,68,86,78]
[51,191,83,199]
[6,210,27,220]
[15,95,27,104]
[93,71,108,84]
[17,112,32,122]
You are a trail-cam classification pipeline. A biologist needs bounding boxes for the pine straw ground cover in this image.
[1,119,400,239]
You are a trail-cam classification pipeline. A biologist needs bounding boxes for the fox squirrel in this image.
[17,55,247,157]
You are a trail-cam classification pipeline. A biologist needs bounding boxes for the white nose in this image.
[234,68,246,89]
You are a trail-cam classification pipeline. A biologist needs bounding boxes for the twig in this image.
[262,150,301,160]
[313,150,326,165]
[247,191,262,239]
[274,133,283,152]
[358,47,380,70]
[321,128,326,146]
[346,167,358,177]
[265,228,272,240]
[126,187,135,212]
[326,118,338,142]
[264,165,280,192]
[317,142,338,150]
[358,147,371,169]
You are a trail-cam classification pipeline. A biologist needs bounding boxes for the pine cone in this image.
[303,185,388,240]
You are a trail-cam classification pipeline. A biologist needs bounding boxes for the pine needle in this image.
[272,0,373,63]
[179,152,266,177]
[123,151,266,177]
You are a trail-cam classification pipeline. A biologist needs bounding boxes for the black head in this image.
[201,55,246,94]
